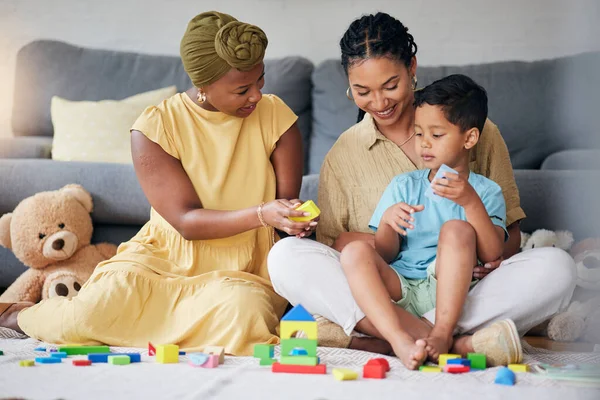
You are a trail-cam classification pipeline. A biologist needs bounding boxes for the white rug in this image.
[1,328,599,400]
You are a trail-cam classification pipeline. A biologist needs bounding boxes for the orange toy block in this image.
[272,362,326,375]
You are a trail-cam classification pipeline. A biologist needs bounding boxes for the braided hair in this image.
[340,13,418,122]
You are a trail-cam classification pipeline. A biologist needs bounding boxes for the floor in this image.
[524,337,597,353]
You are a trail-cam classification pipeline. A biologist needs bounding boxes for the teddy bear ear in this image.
[60,184,93,213]
[0,213,13,249]
[556,230,575,251]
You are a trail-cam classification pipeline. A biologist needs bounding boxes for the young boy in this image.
[340,74,509,369]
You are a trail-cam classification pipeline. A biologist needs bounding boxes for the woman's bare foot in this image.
[423,332,454,362]
[0,302,33,334]
[349,336,394,355]
[390,337,427,370]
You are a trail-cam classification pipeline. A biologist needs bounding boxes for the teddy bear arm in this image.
[0,268,45,303]
[94,242,118,260]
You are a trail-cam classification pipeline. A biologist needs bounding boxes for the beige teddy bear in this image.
[0,184,117,303]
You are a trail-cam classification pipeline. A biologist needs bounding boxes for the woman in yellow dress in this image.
[0,11,315,356]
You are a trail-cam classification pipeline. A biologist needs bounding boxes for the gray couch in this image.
[1,40,599,288]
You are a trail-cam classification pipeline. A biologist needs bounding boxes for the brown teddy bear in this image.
[0,184,117,303]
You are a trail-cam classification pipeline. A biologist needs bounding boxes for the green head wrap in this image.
[180,11,268,88]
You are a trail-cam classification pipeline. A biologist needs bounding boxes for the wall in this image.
[0,0,598,138]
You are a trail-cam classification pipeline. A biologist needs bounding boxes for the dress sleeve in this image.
[265,95,298,154]
[131,106,180,160]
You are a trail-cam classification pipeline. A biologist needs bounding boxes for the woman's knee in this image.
[439,220,476,245]
[267,237,304,284]
[527,247,576,300]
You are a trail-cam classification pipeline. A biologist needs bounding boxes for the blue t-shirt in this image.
[369,169,507,279]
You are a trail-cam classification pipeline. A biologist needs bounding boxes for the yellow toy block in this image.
[438,354,461,367]
[204,345,225,364]
[288,200,321,222]
[333,368,358,381]
[20,360,35,367]
[420,366,442,373]
[508,363,529,373]
[280,321,317,340]
[156,344,179,364]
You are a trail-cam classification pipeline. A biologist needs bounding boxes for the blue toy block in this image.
[179,351,186,355]
[189,353,210,366]
[87,353,141,363]
[494,367,516,386]
[50,352,68,359]
[281,304,315,322]
[49,349,58,353]
[447,358,471,367]
[34,347,46,352]
[35,357,61,364]
[290,348,308,356]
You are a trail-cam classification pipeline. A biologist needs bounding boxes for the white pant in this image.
[268,237,576,337]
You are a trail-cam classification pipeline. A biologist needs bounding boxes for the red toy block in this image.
[272,362,326,375]
[443,364,471,374]
[72,359,92,366]
[366,358,390,372]
[148,342,156,356]
[363,364,386,379]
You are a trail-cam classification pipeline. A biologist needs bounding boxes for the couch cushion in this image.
[541,149,600,170]
[0,137,52,159]
[311,52,600,173]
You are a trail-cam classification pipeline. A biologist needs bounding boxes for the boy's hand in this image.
[381,203,424,236]
[432,172,478,208]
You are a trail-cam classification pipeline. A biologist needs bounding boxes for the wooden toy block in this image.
[49,349,57,353]
[253,344,275,359]
[34,347,46,352]
[88,353,141,363]
[280,355,318,366]
[419,366,442,373]
[35,357,61,364]
[494,367,516,386]
[291,348,308,356]
[50,352,68,359]
[20,360,35,367]
[333,368,358,381]
[467,353,486,370]
[447,358,471,367]
[259,358,276,366]
[200,355,219,368]
[281,304,315,322]
[363,364,386,379]
[288,200,321,222]
[148,342,156,356]
[438,354,461,367]
[72,360,92,366]
[280,321,317,340]
[281,338,317,357]
[156,344,179,364]
[58,345,110,355]
[272,362,326,375]
[366,358,390,372]
[179,351,186,355]
[443,365,471,374]
[188,353,209,366]
[203,345,225,364]
[108,355,131,365]
[508,364,529,373]
[0,350,3,355]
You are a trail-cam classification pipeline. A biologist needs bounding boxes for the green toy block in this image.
[58,345,110,355]
[253,344,274,359]
[108,355,131,365]
[280,355,318,366]
[259,358,277,366]
[0,350,4,355]
[467,353,486,370]
[281,338,317,357]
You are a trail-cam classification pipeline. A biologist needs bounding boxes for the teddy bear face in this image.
[575,250,600,290]
[8,189,93,269]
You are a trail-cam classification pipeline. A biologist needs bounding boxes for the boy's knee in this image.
[340,241,373,267]
[439,220,476,243]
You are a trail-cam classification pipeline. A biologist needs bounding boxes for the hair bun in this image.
[215,21,268,71]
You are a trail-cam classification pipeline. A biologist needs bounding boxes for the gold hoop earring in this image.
[411,76,418,91]
[346,87,353,101]
[197,88,207,103]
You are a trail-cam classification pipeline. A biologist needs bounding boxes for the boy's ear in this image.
[464,127,480,150]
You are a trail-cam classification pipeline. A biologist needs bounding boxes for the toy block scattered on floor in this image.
[88,353,141,363]
[419,366,442,373]
[280,355,318,366]
[281,338,317,357]
[495,367,516,386]
[73,359,92,366]
[443,365,471,374]
[201,355,220,368]
[35,357,61,364]
[367,358,390,372]
[108,355,131,365]
[363,364,386,379]
[34,347,46,352]
[447,358,471,367]
[49,349,57,353]
[204,345,225,364]
[281,304,315,322]
[260,358,277,366]
[179,351,186,355]
[58,345,110,356]
[253,344,275,359]
[189,353,209,366]
[0,350,3,355]
[20,360,35,367]
[333,368,358,381]
[438,354,461,367]
[50,352,68,359]
[272,362,326,375]
[148,342,156,356]
[156,344,179,364]
[508,364,529,373]
[467,353,486,369]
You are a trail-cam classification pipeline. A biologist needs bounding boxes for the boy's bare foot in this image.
[349,337,394,355]
[423,332,454,362]
[390,338,427,370]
